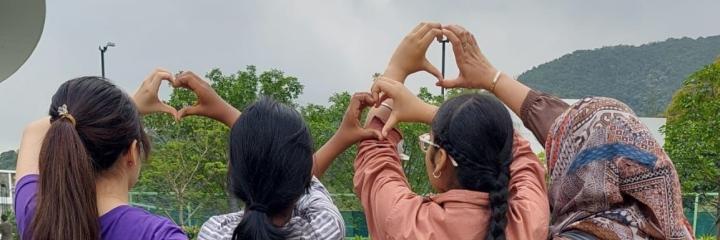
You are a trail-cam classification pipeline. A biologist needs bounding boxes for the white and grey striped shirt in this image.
[197,177,345,240]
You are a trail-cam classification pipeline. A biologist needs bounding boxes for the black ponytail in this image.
[432,94,514,240]
[232,209,285,240]
[228,97,313,240]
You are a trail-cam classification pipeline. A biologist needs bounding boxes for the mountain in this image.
[518,35,720,117]
[0,150,17,170]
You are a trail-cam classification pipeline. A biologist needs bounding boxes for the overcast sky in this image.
[1,0,719,151]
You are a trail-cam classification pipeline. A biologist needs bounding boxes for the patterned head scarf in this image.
[545,97,693,239]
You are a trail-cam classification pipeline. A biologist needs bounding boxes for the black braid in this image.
[487,129,513,240]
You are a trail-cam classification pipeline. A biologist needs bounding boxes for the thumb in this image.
[436,76,465,88]
[382,114,399,138]
[422,58,443,82]
[360,128,383,140]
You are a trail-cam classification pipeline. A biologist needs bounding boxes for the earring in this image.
[433,171,442,179]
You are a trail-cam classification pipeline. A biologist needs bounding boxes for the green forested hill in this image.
[518,35,720,117]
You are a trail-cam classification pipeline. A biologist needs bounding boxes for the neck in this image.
[271,213,291,227]
[95,173,130,216]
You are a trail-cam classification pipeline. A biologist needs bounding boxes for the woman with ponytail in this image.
[15,70,188,240]
[352,23,549,240]
[172,71,376,240]
[435,24,693,239]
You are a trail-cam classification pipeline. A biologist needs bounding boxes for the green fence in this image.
[684,193,718,237]
[129,192,719,238]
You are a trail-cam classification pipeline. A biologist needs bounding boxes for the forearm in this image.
[364,99,437,127]
[219,104,242,128]
[491,72,531,117]
[312,135,352,177]
[16,117,51,181]
[382,67,407,83]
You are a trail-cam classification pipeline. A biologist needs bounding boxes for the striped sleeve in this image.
[293,176,345,239]
[197,213,242,240]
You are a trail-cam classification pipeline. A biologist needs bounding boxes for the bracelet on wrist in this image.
[490,71,503,93]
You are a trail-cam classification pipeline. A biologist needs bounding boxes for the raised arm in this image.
[312,93,380,177]
[15,118,50,182]
[437,25,569,145]
[365,22,443,133]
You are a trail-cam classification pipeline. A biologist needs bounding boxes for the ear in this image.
[126,139,140,168]
[433,148,451,175]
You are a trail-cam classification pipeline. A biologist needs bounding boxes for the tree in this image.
[136,66,305,228]
[0,150,17,170]
[663,59,720,235]
[665,60,720,192]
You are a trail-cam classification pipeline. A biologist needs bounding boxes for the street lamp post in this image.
[99,42,116,78]
[440,39,448,98]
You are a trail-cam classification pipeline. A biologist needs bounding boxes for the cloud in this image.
[1,0,719,150]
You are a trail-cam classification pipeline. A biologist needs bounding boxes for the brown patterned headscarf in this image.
[545,97,694,239]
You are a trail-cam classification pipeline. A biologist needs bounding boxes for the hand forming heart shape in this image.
[133,68,179,119]
[133,69,240,127]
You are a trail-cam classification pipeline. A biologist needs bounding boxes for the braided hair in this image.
[431,94,514,240]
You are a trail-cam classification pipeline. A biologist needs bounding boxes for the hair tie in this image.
[248,203,269,213]
[58,104,77,126]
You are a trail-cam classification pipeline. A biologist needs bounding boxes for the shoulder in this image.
[102,206,187,239]
[291,177,345,239]
[198,212,244,240]
[295,177,337,214]
[13,174,39,237]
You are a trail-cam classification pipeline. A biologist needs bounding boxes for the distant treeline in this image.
[0,150,17,170]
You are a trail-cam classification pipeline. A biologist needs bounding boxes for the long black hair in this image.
[32,76,150,240]
[229,96,314,240]
[431,94,514,240]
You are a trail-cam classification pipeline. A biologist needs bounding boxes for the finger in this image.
[175,71,203,89]
[178,105,202,118]
[347,93,365,118]
[443,24,467,36]
[382,114,399,138]
[175,71,213,99]
[422,59,443,81]
[436,76,465,88]
[374,80,396,104]
[370,83,382,107]
[436,23,445,42]
[360,128,383,140]
[442,29,464,61]
[415,22,441,34]
[354,92,376,109]
[468,32,480,49]
[156,103,179,120]
[442,28,462,46]
[378,92,390,105]
[151,71,174,89]
[370,78,394,107]
[420,28,443,46]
